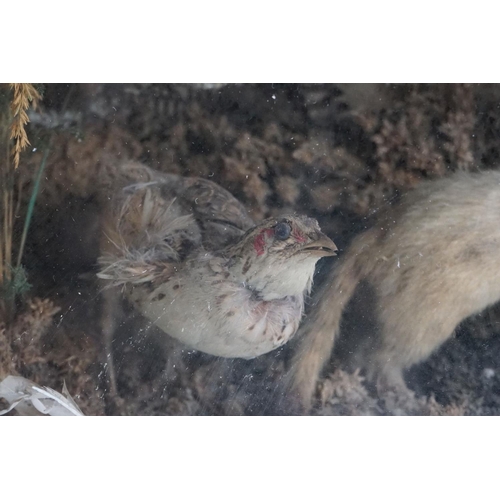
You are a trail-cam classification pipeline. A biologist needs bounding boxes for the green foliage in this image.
[0,265,31,303]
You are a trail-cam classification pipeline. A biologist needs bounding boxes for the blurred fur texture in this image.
[284,170,500,410]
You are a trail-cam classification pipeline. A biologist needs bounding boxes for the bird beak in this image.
[300,232,337,257]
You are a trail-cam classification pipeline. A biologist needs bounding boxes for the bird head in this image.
[226,215,337,300]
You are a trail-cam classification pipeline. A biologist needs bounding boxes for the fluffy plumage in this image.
[98,162,337,359]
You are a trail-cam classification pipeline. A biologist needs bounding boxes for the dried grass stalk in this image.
[9,83,41,169]
[1,84,42,321]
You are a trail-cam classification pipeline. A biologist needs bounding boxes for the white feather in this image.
[0,376,84,416]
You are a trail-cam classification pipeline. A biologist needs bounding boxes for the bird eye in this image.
[274,222,291,240]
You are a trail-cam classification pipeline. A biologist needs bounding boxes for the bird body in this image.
[127,252,304,358]
[98,161,337,360]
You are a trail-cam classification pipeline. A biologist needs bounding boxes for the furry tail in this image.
[284,228,381,412]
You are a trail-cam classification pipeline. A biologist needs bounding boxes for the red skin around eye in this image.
[253,227,307,255]
[292,228,306,243]
[253,228,274,256]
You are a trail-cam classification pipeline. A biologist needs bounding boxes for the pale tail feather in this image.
[0,376,84,416]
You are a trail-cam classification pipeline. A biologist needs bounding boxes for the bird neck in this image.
[227,252,317,301]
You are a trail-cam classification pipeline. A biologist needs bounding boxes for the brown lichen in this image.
[315,369,379,416]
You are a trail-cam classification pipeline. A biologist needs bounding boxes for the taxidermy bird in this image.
[97,161,337,392]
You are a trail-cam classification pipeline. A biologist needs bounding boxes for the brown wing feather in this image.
[177,177,254,250]
[100,160,255,260]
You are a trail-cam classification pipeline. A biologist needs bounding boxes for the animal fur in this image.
[286,170,500,410]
